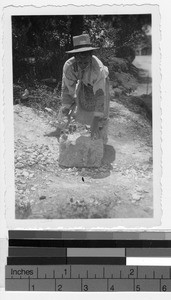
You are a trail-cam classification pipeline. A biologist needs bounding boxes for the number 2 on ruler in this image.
[58,284,62,291]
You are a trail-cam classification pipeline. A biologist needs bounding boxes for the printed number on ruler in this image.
[5,265,171,292]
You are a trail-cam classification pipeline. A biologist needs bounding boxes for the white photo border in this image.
[3,4,161,229]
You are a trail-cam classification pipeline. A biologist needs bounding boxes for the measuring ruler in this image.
[5,265,171,291]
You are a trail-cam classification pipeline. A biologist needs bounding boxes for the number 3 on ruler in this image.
[83,285,88,291]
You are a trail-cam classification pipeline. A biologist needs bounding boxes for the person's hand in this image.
[91,116,101,139]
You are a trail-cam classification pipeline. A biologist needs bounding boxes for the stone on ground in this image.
[58,135,104,168]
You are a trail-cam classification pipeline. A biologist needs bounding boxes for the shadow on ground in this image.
[87,144,116,179]
[102,144,116,165]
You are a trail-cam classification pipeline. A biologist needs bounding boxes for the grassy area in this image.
[13,83,62,113]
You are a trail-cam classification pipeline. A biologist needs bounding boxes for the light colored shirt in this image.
[61,55,109,121]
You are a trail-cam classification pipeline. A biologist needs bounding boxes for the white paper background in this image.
[0,0,171,298]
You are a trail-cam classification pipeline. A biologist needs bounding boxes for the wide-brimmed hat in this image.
[66,34,99,53]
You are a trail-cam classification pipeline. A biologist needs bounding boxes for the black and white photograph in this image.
[3,5,160,226]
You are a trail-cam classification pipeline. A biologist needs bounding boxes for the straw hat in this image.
[66,34,99,53]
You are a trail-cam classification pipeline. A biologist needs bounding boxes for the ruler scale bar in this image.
[5,265,171,291]
[6,265,171,279]
[6,278,171,292]
[9,239,171,247]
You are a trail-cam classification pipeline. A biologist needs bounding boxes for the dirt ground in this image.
[14,90,153,219]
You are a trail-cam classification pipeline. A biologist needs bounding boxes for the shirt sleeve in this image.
[61,60,77,108]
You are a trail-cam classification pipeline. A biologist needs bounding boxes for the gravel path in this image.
[14,97,153,219]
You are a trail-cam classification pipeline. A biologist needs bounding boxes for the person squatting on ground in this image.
[59,34,110,144]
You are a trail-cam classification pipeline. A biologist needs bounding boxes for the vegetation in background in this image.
[12,14,152,120]
[12,15,151,84]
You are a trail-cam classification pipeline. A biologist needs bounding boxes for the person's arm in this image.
[61,60,77,114]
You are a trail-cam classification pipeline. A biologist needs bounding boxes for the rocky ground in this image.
[14,89,153,219]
